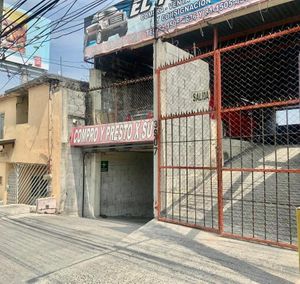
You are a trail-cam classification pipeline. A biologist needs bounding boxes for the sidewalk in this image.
[36,219,299,283]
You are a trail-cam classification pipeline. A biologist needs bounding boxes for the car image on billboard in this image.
[84,6,128,47]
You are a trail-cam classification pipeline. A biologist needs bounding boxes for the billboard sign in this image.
[0,5,51,70]
[70,119,154,146]
[84,0,265,58]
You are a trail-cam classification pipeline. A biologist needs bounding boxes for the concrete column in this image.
[83,152,101,218]
[89,69,102,125]
[89,68,102,88]
[82,69,102,218]
[153,40,195,218]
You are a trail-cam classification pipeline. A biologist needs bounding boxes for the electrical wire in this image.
[1,0,28,23]
[1,0,107,62]
[1,0,115,64]
[6,0,103,38]
[14,0,105,40]
[0,1,64,60]
[0,0,82,90]
[1,0,60,38]
[0,0,114,90]
[0,0,65,90]
[2,0,54,35]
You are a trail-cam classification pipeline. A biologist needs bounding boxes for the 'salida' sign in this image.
[70,119,154,146]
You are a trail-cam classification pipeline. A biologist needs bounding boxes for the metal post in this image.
[82,152,87,217]
[297,208,300,270]
[153,0,159,218]
[214,26,224,234]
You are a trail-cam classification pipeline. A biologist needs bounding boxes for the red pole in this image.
[214,27,224,234]
[156,69,161,218]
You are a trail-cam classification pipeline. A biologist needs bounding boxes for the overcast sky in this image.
[0,0,113,93]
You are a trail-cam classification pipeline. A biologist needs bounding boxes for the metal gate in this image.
[7,163,49,205]
[157,25,300,249]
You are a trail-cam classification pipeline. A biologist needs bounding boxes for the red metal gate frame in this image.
[156,24,300,250]
[156,50,220,235]
[219,25,300,251]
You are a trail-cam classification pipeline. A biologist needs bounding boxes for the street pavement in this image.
[0,208,298,284]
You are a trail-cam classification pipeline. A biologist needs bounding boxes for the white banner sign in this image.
[70,119,154,146]
[84,0,266,58]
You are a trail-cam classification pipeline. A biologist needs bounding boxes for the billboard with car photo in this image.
[84,0,266,58]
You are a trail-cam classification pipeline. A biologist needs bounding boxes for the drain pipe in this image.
[82,151,87,217]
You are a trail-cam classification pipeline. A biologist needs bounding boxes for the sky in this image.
[0,0,115,93]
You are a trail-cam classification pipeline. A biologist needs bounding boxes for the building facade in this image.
[70,0,300,250]
[0,75,88,213]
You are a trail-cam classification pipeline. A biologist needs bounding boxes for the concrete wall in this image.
[60,122,84,215]
[60,87,86,215]
[90,69,102,125]
[73,69,103,218]
[50,87,63,202]
[100,152,153,218]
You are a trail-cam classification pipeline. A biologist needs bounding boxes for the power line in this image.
[1,0,60,38]
[0,0,81,90]
[1,0,108,51]
[0,0,113,90]
[14,0,103,40]
[1,0,106,62]
[2,0,54,35]
[0,3,58,60]
[1,0,114,65]
[1,0,28,23]
[0,0,64,90]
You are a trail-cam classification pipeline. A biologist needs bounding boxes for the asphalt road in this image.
[0,208,298,284]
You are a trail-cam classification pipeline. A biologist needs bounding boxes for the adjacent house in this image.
[0,74,88,214]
